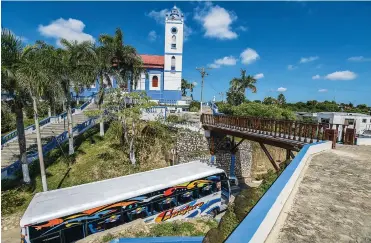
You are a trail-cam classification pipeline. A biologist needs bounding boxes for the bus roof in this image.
[20,161,224,227]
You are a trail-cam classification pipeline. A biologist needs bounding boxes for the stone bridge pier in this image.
[205,130,254,184]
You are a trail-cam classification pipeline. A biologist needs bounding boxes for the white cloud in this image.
[236,26,248,32]
[318,89,328,93]
[208,63,221,69]
[240,48,260,65]
[300,56,319,63]
[38,18,94,46]
[254,73,264,79]
[146,9,169,24]
[324,71,357,81]
[148,30,157,42]
[194,4,238,40]
[312,74,321,80]
[147,8,192,41]
[347,56,371,62]
[277,87,287,92]
[287,64,297,70]
[208,56,237,68]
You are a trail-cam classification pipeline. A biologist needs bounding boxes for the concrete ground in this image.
[273,145,371,243]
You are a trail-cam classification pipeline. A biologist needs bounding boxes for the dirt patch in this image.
[276,145,371,243]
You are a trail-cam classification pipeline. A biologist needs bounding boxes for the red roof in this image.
[140,54,164,69]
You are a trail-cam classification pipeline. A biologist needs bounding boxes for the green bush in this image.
[1,102,16,134]
[189,101,200,111]
[150,222,203,237]
[190,106,199,112]
[218,102,296,120]
[102,233,115,242]
[166,115,180,123]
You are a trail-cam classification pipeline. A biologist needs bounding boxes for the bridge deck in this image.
[268,145,371,243]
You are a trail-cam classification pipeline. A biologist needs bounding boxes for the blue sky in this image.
[2,1,371,105]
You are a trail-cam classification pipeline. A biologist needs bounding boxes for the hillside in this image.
[1,122,175,232]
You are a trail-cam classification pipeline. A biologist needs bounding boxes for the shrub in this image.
[189,101,200,111]
[190,106,199,112]
[1,102,16,134]
[219,102,296,120]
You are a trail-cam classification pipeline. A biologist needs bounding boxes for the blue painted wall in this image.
[71,68,181,102]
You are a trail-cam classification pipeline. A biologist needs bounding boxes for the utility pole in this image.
[196,67,212,113]
[219,92,225,103]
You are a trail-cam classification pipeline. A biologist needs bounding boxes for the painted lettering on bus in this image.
[155,202,204,222]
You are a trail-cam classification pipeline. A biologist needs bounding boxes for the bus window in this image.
[178,191,194,204]
[199,183,216,197]
[62,224,84,243]
[31,232,61,243]
[154,197,176,212]
[127,206,149,221]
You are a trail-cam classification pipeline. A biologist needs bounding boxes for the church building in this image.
[75,6,185,105]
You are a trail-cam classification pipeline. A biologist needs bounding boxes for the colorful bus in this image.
[20,161,231,243]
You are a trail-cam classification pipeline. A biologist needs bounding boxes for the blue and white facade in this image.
[73,6,184,105]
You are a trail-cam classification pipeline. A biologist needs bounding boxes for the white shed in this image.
[316,112,371,135]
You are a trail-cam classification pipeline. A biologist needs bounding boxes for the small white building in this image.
[316,112,371,135]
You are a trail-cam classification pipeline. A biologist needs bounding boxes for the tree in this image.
[181,78,194,96]
[1,28,31,183]
[230,69,257,96]
[54,39,98,155]
[94,28,145,136]
[103,89,155,165]
[277,93,286,105]
[263,96,277,105]
[227,69,257,106]
[17,41,55,191]
[226,88,245,106]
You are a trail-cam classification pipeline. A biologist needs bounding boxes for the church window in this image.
[171,35,176,49]
[152,76,159,88]
[171,56,176,71]
[171,27,178,34]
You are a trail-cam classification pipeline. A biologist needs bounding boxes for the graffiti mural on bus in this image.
[155,201,205,222]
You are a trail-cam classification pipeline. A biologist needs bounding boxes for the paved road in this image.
[274,145,371,243]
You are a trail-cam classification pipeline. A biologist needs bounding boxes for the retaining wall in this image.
[225,141,332,243]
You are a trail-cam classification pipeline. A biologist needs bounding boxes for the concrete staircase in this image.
[1,103,98,169]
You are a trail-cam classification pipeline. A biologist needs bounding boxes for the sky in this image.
[2,1,371,105]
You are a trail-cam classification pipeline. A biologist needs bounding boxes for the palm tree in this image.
[181,78,194,97]
[17,41,55,191]
[1,28,31,183]
[230,69,257,95]
[55,39,98,155]
[96,28,145,136]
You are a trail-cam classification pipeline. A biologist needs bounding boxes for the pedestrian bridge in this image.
[201,114,355,151]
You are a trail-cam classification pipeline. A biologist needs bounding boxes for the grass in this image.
[94,218,218,241]
[1,124,170,220]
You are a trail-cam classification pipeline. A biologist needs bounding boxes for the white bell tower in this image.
[164,6,184,93]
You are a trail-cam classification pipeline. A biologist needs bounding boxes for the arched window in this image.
[152,75,158,88]
[171,56,176,71]
[171,35,176,49]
